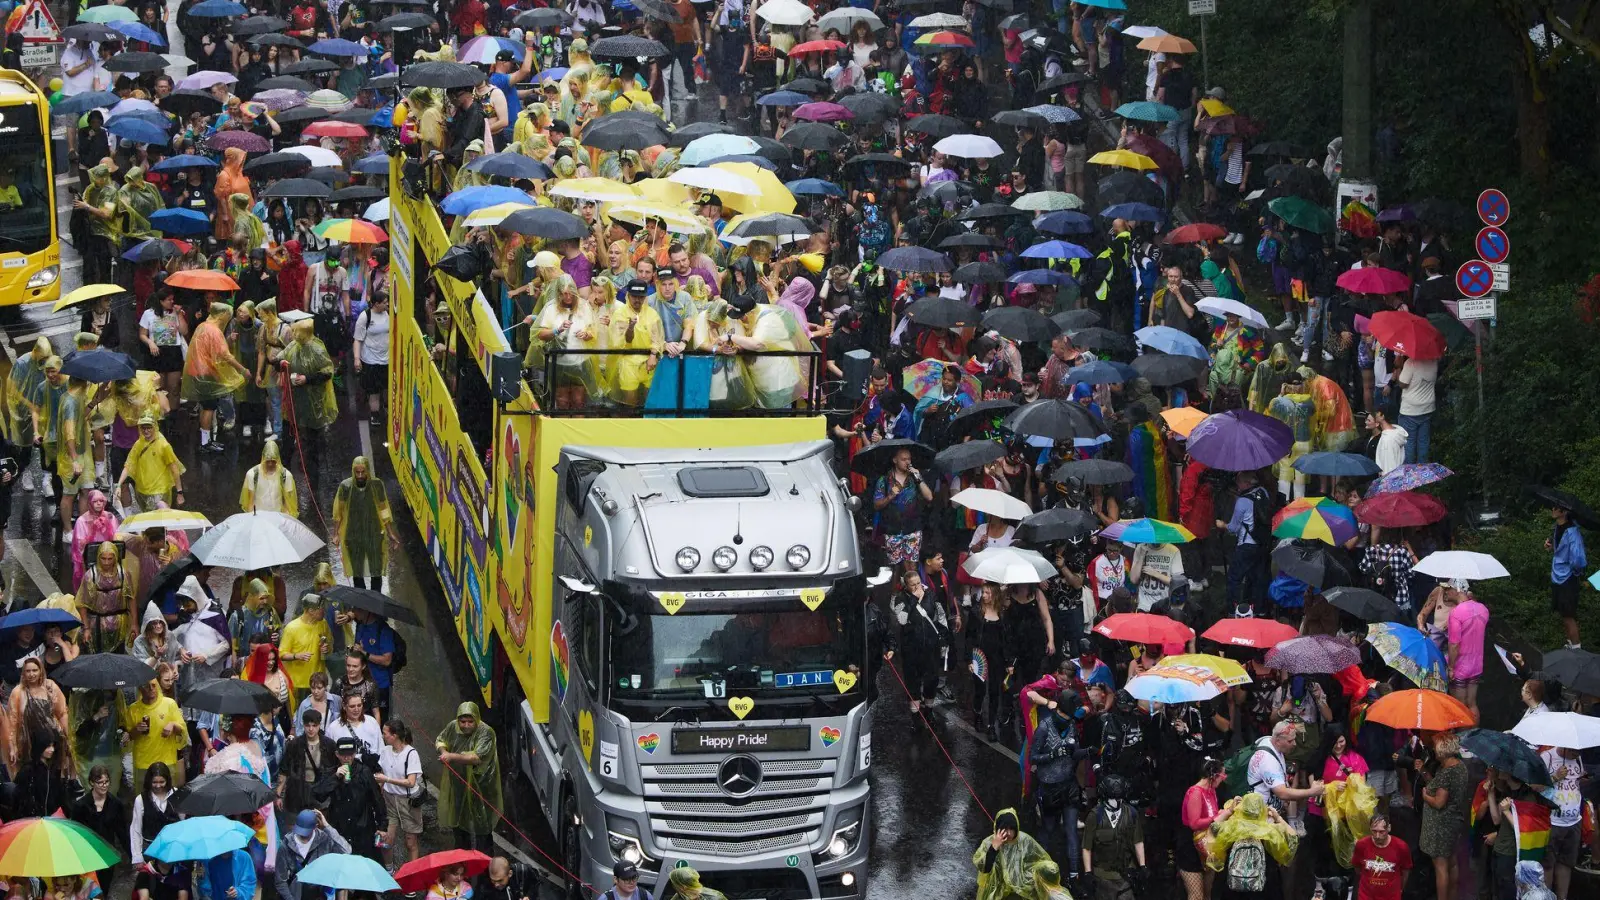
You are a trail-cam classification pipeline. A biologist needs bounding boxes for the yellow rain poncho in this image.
[122,415,183,499]
[972,809,1053,900]
[734,303,813,409]
[692,300,755,410]
[1247,342,1294,414]
[241,439,298,516]
[118,166,164,240]
[1205,793,1299,873]
[230,193,266,250]
[7,336,50,443]
[332,456,393,580]
[83,165,123,242]
[281,320,337,430]
[1323,772,1377,868]
[182,304,249,401]
[608,293,664,406]
[664,867,728,900]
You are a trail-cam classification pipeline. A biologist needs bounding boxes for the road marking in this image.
[358,416,373,460]
[930,704,1019,764]
[5,538,60,598]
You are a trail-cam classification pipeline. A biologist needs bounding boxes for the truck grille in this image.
[656,813,817,836]
[666,833,817,857]
[641,759,835,856]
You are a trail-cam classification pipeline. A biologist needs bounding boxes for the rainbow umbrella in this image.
[1158,653,1253,686]
[0,818,121,877]
[313,218,389,244]
[1365,622,1447,691]
[1097,517,1194,545]
[914,31,976,48]
[1271,496,1357,546]
[900,358,981,404]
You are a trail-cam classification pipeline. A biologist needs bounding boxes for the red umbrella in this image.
[1093,612,1194,645]
[1165,223,1227,245]
[1369,310,1446,360]
[1201,617,1299,649]
[1124,133,1184,183]
[303,120,369,139]
[395,850,492,894]
[791,39,847,54]
[1354,491,1448,527]
[1336,267,1412,295]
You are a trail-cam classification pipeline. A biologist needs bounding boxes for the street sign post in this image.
[1187,0,1215,90]
[1474,226,1510,264]
[1455,260,1494,299]
[1489,263,1510,292]
[13,0,59,43]
[1476,188,1510,226]
[18,42,58,68]
[1458,296,1497,320]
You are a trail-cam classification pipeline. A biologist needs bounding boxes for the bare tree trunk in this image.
[1499,0,1551,182]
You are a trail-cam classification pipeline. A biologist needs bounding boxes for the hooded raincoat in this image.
[182,304,249,402]
[1204,792,1298,873]
[332,457,392,579]
[75,540,135,653]
[241,440,298,516]
[119,167,164,240]
[433,701,502,836]
[972,808,1053,900]
[230,193,267,251]
[6,337,50,443]
[281,321,337,430]
[69,493,119,588]
[214,148,253,239]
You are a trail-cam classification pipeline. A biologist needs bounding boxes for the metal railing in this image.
[534,348,826,417]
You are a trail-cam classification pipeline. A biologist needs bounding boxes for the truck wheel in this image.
[497,678,534,831]
[560,793,586,900]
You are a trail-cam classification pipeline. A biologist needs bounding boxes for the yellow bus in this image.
[386,161,877,900]
[0,69,58,307]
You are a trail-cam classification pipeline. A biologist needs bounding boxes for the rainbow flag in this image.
[1510,798,1551,864]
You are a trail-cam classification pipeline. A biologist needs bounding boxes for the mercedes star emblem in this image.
[717,754,763,798]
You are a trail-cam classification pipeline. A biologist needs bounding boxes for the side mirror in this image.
[558,575,598,594]
[865,567,894,588]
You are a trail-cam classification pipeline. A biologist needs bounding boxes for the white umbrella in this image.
[909,12,968,28]
[285,145,343,168]
[934,134,1004,159]
[1013,191,1084,212]
[163,54,196,69]
[1121,25,1169,40]
[190,511,325,569]
[1196,296,1270,330]
[962,547,1056,584]
[951,487,1032,521]
[1511,712,1600,750]
[669,167,761,196]
[1413,550,1510,580]
[816,7,883,33]
[363,197,391,223]
[756,0,814,26]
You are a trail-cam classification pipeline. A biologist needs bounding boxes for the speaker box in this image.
[839,349,873,403]
[489,351,522,403]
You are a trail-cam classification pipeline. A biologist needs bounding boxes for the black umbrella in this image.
[148,553,201,599]
[62,349,136,383]
[1067,327,1130,353]
[1037,72,1091,93]
[1543,648,1600,696]
[275,105,330,124]
[590,35,669,58]
[52,654,158,690]
[917,179,971,204]
[307,166,351,186]
[935,440,1007,475]
[993,109,1048,129]
[1050,309,1100,331]
[942,233,1003,251]
[261,178,332,199]
[1262,164,1330,204]
[105,52,170,73]
[959,202,1029,221]
[123,238,185,263]
[780,123,849,151]
[183,678,279,715]
[331,107,378,125]
[161,90,224,119]
[1016,507,1098,544]
[904,114,966,139]
[178,772,277,817]
[515,8,572,28]
[669,122,735,147]
[952,261,1008,284]
[231,14,288,35]
[1322,587,1401,623]
[843,152,911,170]
[1097,172,1164,208]
[501,207,589,240]
[401,62,486,89]
[850,438,934,477]
[1051,458,1134,486]
[727,213,813,240]
[1004,399,1105,441]
[982,306,1059,343]
[1459,728,1551,787]
[377,12,437,30]
[244,152,313,177]
[1271,541,1353,590]
[1526,485,1600,530]
[249,33,306,49]
[781,77,829,94]
[367,73,400,91]
[838,92,898,122]
[631,0,684,22]
[467,152,554,180]
[904,296,976,328]
[254,75,319,93]
[1131,352,1207,386]
[1247,141,1304,158]
[329,185,386,203]
[947,398,1018,438]
[879,246,951,274]
[581,119,669,152]
[62,23,123,42]
[323,585,421,625]
[282,58,338,76]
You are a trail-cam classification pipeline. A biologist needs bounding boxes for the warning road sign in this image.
[1475,226,1510,265]
[13,0,59,43]
[1456,260,1494,299]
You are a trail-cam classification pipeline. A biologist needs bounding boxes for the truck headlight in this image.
[748,545,773,570]
[675,547,700,572]
[824,822,861,859]
[785,544,811,569]
[26,266,57,289]
[607,831,651,866]
[711,546,737,571]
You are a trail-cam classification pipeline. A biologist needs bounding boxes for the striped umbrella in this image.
[1271,496,1358,546]
[313,218,389,244]
[0,818,121,877]
[1097,517,1194,545]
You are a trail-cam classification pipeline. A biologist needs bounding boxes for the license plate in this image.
[2,258,25,269]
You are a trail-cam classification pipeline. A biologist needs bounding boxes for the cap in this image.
[626,278,649,295]
[335,736,360,754]
[495,49,517,62]
[1205,86,1227,100]
[137,413,158,427]
[1020,372,1039,385]
[700,192,722,207]
[294,809,318,837]
[532,250,561,269]
[613,862,640,881]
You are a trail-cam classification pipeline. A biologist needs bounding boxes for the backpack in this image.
[1245,485,1279,547]
[1227,838,1268,893]
[1220,739,1284,804]
[1256,235,1280,265]
[389,626,409,677]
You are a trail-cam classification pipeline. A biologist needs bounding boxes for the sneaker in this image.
[242,425,253,439]
[1274,316,1297,331]
[61,531,71,544]
[42,479,54,499]
[264,430,278,442]
[20,471,33,492]
[203,441,226,454]
[1322,349,1335,362]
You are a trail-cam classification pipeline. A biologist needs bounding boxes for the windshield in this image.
[0,106,51,255]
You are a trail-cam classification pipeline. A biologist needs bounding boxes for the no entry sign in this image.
[1456,260,1495,299]
[1475,226,1510,265]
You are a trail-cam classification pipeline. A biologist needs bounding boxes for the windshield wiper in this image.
[653,698,717,723]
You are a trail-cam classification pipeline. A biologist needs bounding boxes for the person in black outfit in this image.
[1,32,22,70]
[443,86,488,166]
[890,568,950,713]
[968,583,1018,740]
[314,736,385,862]
[475,856,542,900]
[70,764,126,892]
[239,249,279,305]
[169,166,213,214]
[1030,700,1090,876]
[12,728,81,819]
[280,708,333,815]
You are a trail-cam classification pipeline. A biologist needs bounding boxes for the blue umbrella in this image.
[538,67,569,82]
[297,854,401,893]
[1021,240,1092,260]
[699,154,777,171]
[1292,452,1382,478]
[368,105,395,128]
[1099,202,1163,221]
[757,90,810,107]
[786,178,844,197]
[1066,360,1137,386]
[352,152,391,174]
[147,817,254,863]
[108,109,172,130]
[110,20,167,45]
[466,152,554,180]
[62,349,137,383]
[680,133,761,166]
[0,607,81,642]
[1008,269,1076,287]
[439,185,534,216]
[1033,210,1094,234]
[122,238,185,262]
[1022,103,1081,124]
[150,207,212,236]
[54,90,120,116]
[1114,101,1179,122]
[1134,325,1208,360]
[105,117,170,145]
[151,154,218,173]
[307,38,366,57]
[187,0,249,16]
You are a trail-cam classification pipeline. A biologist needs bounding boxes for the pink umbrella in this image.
[1336,266,1412,295]
[205,130,271,152]
[178,70,237,90]
[792,101,854,122]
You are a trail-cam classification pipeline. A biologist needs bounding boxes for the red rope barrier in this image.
[884,659,993,821]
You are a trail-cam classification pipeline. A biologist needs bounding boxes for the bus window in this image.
[0,150,52,255]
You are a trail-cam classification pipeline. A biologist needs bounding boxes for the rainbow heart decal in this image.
[637,733,660,754]
[819,726,841,747]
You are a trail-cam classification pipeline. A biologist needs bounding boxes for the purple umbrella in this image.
[1365,463,1452,497]
[1185,409,1294,471]
[178,71,238,90]
[250,89,308,111]
[205,130,271,153]
[792,101,853,123]
[1263,634,1362,675]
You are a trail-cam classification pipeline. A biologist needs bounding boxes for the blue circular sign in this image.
[1475,226,1510,264]
[1456,261,1494,299]
[1477,188,1510,227]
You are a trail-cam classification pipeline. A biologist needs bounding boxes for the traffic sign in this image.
[1475,226,1510,264]
[1458,296,1497,320]
[1477,188,1510,227]
[13,0,59,43]
[1189,0,1217,13]
[18,42,57,68]
[1456,260,1494,299]
[1490,263,1510,292]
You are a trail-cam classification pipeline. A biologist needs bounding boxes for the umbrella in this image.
[189,0,249,15]
[1099,202,1163,222]
[670,166,760,196]
[1130,352,1206,386]
[780,76,830,94]
[1458,728,1550,786]
[680,133,761,165]
[1014,506,1097,546]
[54,283,126,313]
[151,152,219,173]
[110,21,166,45]
[981,306,1058,342]
[1022,103,1082,124]
[1114,101,1181,122]
[1065,327,1130,353]
[467,153,554,181]
[1369,311,1445,360]
[78,5,137,21]
[1052,309,1101,331]
[905,115,967,140]
[150,208,211,237]
[1186,409,1294,471]
[253,75,319,93]
[363,199,390,223]
[285,145,343,168]
[1122,133,1185,182]
[247,89,308,111]
[249,33,306,49]
[1263,634,1362,674]
[1004,399,1105,442]
[54,91,122,116]
[1138,33,1197,52]
[790,39,847,55]
[327,185,386,204]
[303,120,367,140]
[1161,407,1209,438]
[1127,670,1224,704]
[961,202,1030,221]
[182,679,279,715]
[583,120,670,153]
[52,653,158,690]
[146,817,255,863]
[1271,542,1353,589]
[1051,459,1134,487]
[178,772,277,817]
[353,152,392,175]
[299,854,402,894]
[1196,296,1269,329]
[1165,223,1227,245]
[499,208,588,241]
[440,186,533,216]
[0,607,80,642]
[282,58,339,76]
[1089,149,1159,171]
[1034,210,1095,233]
[122,238,187,262]
[313,218,388,244]
[190,511,325,569]
[401,62,486,89]
[1366,463,1453,496]
[0,818,121,877]
[993,109,1049,130]
[205,130,271,152]
[61,349,136,383]
[1097,517,1193,544]
[457,35,524,64]
[962,547,1057,584]
[780,123,850,152]
[793,101,853,122]
[1011,270,1077,288]
[1544,648,1600,696]
[909,12,970,27]
[1511,712,1600,750]
[261,178,331,199]
[849,439,934,477]
[1413,551,1509,580]
[147,553,201,601]
[590,35,669,58]
[1293,452,1381,478]
[1094,612,1194,645]
[816,7,884,32]
[1353,492,1448,527]
[1065,360,1135,387]
[514,8,572,28]
[1201,617,1299,649]
[396,850,493,895]
[119,510,213,532]
[786,177,844,197]
[1267,195,1335,234]
[754,90,810,108]
[1366,622,1448,690]
[946,399,1020,441]
[951,487,1032,521]
[231,13,287,34]
[837,92,899,121]
[879,247,951,274]
[105,51,172,73]
[1527,485,1600,530]
[1322,587,1400,623]
[1272,497,1358,546]
[935,442,1008,476]
[1022,240,1092,260]
[1337,267,1412,296]
[105,117,170,145]
[1249,141,1305,158]
[1159,654,1253,686]
[323,585,421,625]
[934,134,1004,158]
[62,22,124,41]
[755,0,813,24]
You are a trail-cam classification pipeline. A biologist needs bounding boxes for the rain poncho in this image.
[6,337,49,440]
[664,867,728,900]
[69,495,119,589]
[213,147,252,239]
[69,688,128,787]
[123,418,183,498]
[1208,322,1266,394]
[1248,343,1295,414]
[118,166,164,240]
[972,809,1053,900]
[240,440,298,516]
[528,286,602,396]
[74,539,134,653]
[332,457,392,580]
[736,304,813,409]
[182,304,248,401]
[83,165,123,241]
[1322,772,1377,869]
[1205,792,1299,873]
[175,588,232,688]
[434,701,502,836]
[1301,366,1357,451]
[691,300,755,410]
[281,320,337,430]
[608,298,664,406]
[228,303,265,406]
[230,193,266,251]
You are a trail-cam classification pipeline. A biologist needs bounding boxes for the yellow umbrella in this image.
[1199,98,1235,117]
[1137,34,1198,54]
[54,283,125,312]
[118,509,214,532]
[604,203,710,234]
[463,201,537,227]
[1154,654,1252,686]
[633,179,693,206]
[548,177,639,203]
[710,161,796,214]
[1088,149,1160,171]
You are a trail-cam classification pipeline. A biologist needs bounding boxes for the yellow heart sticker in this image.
[832,670,858,693]
[728,696,755,719]
[577,709,595,765]
[799,588,825,611]
[584,525,593,547]
[658,592,687,615]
